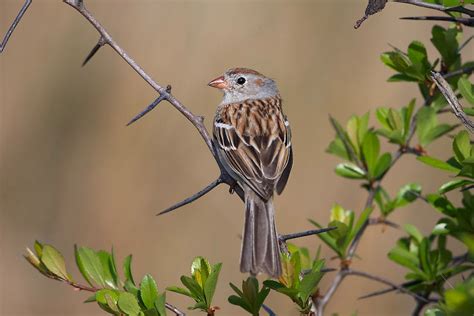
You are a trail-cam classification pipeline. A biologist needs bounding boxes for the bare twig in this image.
[358,280,422,300]
[393,0,474,15]
[0,0,32,53]
[368,217,400,229]
[279,227,337,242]
[349,269,430,303]
[431,71,474,133]
[443,64,474,79]
[458,35,474,53]
[412,299,428,316]
[262,304,277,316]
[166,303,186,316]
[315,269,348,315]
[400,16,474,27]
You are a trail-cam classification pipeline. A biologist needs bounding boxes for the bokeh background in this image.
[1,0,473,315]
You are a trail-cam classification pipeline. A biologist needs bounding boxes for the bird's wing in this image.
[213,99,291,201]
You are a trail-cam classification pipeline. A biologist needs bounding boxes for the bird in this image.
[208,68,293,277]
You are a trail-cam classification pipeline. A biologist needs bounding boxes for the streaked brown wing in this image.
[213,101,292,201]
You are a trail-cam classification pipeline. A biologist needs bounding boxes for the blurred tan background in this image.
[1,0,473,315]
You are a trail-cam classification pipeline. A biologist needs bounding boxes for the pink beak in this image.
[208,75,228,89]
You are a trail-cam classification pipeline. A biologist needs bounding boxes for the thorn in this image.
[157,178,223,216]
[280,226,337,242]
[126,94,167,126]
[82,37,106,67]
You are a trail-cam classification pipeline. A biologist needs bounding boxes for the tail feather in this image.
[240,189,281,277]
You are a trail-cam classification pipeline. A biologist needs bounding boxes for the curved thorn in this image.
[280,227,337,242]
[127,94,167,126]
[157,178,224,216]
[82,37,106,67]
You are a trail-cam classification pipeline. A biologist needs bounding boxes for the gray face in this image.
[221,70,279,105]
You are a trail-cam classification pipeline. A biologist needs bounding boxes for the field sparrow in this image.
[209,68,293,277]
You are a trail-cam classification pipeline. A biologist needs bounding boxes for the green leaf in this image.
[431,25,459,68]
[75,246,107,288]
[407,41,429,75]
[329,116,357,162]
[418,239,432,277]
[123,255,135,285]
[191,257,211,288]
[166,286,193,298]
[362,132,380,178]
[388,246,419,271]
[204,263,222,308]
[373,152,392,179]
[415,107,456,146]
[309,219,342,257]
[154,292,167,316]
[424,308,445,316]
[118,292,141,316]
[350,207,374,244]
[335,163,366,179]
[395,183,422,208]
[95,289,120,314]
[439,179,474,194]
[404,224,424,244]
[34,240,44,258]
[97,250,119,289]
[326,137,350,160]
[298,271,323,302]
[417,156,460,173]
[453,130,472,163]
[181,275,204,301]
[140,274,158,310]
[41,245,70,281]
[458,77,474,104]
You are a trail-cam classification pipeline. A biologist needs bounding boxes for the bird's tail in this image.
[240,189,281,277]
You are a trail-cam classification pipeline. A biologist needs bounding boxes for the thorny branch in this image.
[0,0,32,53]
[356,0,474,29]
[431,72,474,133]
[61,0,249,216]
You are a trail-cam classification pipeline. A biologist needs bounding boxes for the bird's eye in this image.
[236,77,246,85]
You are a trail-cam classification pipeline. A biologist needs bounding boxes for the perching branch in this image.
[63,0,247,218]
[431,71,474,133]
[0,0,32,53]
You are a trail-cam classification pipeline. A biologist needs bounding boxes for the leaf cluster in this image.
[25,242,167,316]
[167,256,222,313]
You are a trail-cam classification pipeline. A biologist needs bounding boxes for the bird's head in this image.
[208,68,279,104]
